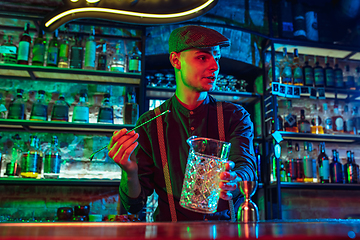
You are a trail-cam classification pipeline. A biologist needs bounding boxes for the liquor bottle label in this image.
[304,158,313,178]
[1,46,17,54]
[44,154,61,174]
[2,46,17,64]
[325,117,332,130]
[73,106,89,123]
[335,71,343,87]
[322,159,330,180]
[285,114,296,126]
[335,117,344,131]
[8,103,25,119]
[110,66,125,72]
[30,104,48,121]
[0,104,7,113]
[32,43,45,63]
[314,68,324,85]
[129,59,141,72]
[59,44,69,58]
[98,108,114,123]
[299,123,311,133]
[51,105,69,121]
[293,67,303,84]
[21,152,41,173]
[346,76,355,88]
[47,47,59,65]
[282,66,292,84]
[17,41,30,61]
[70,47,83,69]
[325,69,334,87]
[85,41,96,68]
[304,68,314,85]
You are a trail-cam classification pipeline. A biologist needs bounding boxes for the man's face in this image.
[177,46,221,92]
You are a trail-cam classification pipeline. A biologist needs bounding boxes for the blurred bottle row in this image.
[0,88,139,125]
[0,23,141,73]
[271,141,359,184]
[267,47,360,90]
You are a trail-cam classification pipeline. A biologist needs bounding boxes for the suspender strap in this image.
[154,107,177,222]
[216,101,236,222]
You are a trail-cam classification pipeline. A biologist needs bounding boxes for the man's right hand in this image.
[108,128,139,176]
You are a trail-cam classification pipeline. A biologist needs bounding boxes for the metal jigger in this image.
[237,181,259,222]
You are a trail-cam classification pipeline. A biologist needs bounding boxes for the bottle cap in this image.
[38,90,45,95]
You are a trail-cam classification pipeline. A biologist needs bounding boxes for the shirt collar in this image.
[171,94,210,116]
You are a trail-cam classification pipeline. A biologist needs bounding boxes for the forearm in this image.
[121,169,141,198]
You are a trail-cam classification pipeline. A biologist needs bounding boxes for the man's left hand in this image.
[219,161,241,200]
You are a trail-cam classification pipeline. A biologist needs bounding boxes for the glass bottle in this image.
[21,135,42,179]
[2,35,17,64]
[303,142,314,183]
[349,106,358,135]
[322,103,333,134]
[334,58,344,88]
[317,142,330,183]
[128,42,141,73]
[355,106,360,135]
[30,90,48,121]
[298,109,311,133]
[47,30,59,67]
[284,100,298,132]
[280,162,287,182]
[84,26,96,70]
[7,89,25,120]
[295,143,304,182]
[344,151,358,184]
[280,48,292,84]
[97,42,108,71]
[329,149,343,183]
[332,104,344,133]
[97,93,114,124]
[58,27,70,68]
[314,56,325,87]
[268,52,282,87]
[324,56,335,88]
[72,92,89,123]
[310,104,323,134]
[302,55,314,87]
[44,136,62,179]
[344,65,355,90]
[355,66,360,90]
[0,93,7,119]
[124,87,139,125]
[51,95,69,122]
[70,34,83,69]
[343,105,352,134]
[254,143,262,182]
[4,134,22,178]
[32,29,46,66]
[285,140,297,182]
[17,23,31,65]
[309,143,318,183]
[110,41,126,72]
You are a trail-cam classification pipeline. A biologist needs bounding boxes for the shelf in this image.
[270,182,360,190]
[0,178,120,186]
[0,64,141,86]
[0,119,135,134]
[146,87,261,104]
[274,131,360,143]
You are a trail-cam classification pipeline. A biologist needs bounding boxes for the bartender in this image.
[108,25,257,222]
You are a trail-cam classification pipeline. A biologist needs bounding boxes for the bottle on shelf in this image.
[324,56,335,88]
[295,142,304,182]
[110,40,126,72]
[343,104,352,134]
[347,106,357,135]
[51,95,69,122]
[280,162,287,182]
[0,93,6,119]
[298,109,311,133]
[128,42,141,73]
[329,149,343,183]
[285,140,297,182]
[354,106,360,135]
[70,34,83,69]
[1,35,17,64]
[267,52,282,87]
[3,134,22,178]
[272,101,284,132]
[292,49,303,85]
[303,142,314,183]
[344,151,358,184]
[47,30,59,67]
[322,103,333,134]
[7,89,26,120]
[284,100,298,132]
[44,136,62,179]
[254,143,262,182]
[58,26,70,68]
[280,47,292,84]
[32,29,46,66]
[84,26,96,70]
[334,58,343,88]
[124,87,139,125]
[270,139,277,183]
[17,23,31,65]
[97,93,114,124]
[302,55,314,87]
[30,90,48,121]
[314,56,325,87]
[310,104,323,134]
[72,92,89,123]
[292,2,307,40]
[308,143,318,182]
[317,142,330,183]
[344,65,355,90]
[97,42,108,71]
[21,135,42,179]
[332,104,344,133]
[355,66,360,90]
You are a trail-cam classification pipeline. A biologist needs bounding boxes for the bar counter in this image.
[1,220,359,240]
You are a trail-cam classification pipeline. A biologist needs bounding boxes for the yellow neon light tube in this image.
[45,0,215,27]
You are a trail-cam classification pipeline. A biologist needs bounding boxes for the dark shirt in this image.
[120,94,256,221]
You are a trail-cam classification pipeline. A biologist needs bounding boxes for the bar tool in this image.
[237,181,259,222]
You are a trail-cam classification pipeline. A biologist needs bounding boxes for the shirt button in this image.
[191,127,194,130]
[190,111,194,115]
